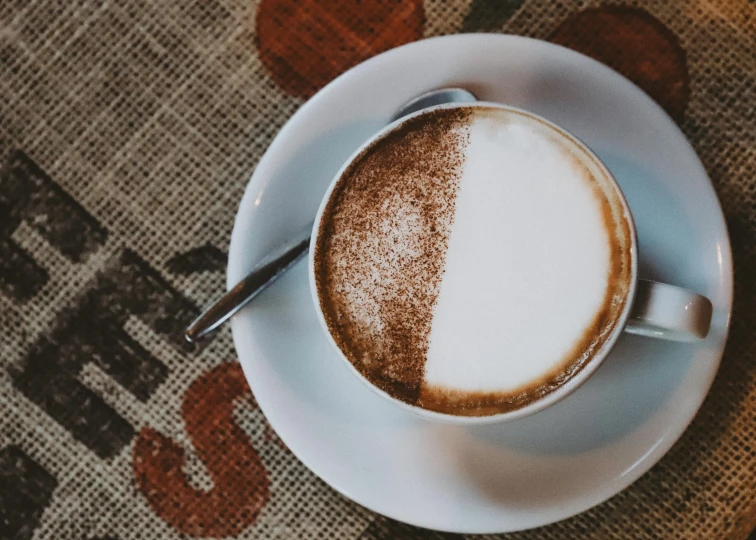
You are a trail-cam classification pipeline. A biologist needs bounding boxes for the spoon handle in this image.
[187,88,478,342]
[185,230,312,343]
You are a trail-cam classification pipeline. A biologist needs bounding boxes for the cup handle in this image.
[624,280,713,342]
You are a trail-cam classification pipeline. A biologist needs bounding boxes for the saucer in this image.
[228,35,732,534]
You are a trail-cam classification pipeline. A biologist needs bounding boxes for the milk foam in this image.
[424,113,611,393]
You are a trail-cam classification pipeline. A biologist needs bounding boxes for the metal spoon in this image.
[186,88,477,342]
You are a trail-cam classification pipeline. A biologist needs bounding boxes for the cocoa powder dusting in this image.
[314,109,470,404]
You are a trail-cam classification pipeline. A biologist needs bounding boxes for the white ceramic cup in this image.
[308,102,713,424]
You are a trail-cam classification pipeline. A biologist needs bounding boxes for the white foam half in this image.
[424,113,611,393]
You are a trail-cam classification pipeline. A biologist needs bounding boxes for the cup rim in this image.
[308,101,639,425]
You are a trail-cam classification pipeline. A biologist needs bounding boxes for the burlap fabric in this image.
[0,0,754,538]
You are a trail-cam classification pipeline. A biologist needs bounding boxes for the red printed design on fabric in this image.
[551,6,690,121]
[256,0,425,99]
[133,363,270,537]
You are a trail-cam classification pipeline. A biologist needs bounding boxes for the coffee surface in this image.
[313,106,632,416]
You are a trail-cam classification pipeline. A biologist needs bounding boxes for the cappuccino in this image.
[313,106,632,416]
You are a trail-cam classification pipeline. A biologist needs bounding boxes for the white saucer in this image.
[228,35,732,534]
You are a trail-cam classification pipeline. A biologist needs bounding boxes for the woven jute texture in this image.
[0,0,754,538]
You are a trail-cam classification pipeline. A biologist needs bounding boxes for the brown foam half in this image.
[417,108,634,416]
[313,108,471,403]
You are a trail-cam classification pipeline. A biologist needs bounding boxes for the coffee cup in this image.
[308,102,712,424]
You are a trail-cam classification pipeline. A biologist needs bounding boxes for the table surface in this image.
[0,1,754,539]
